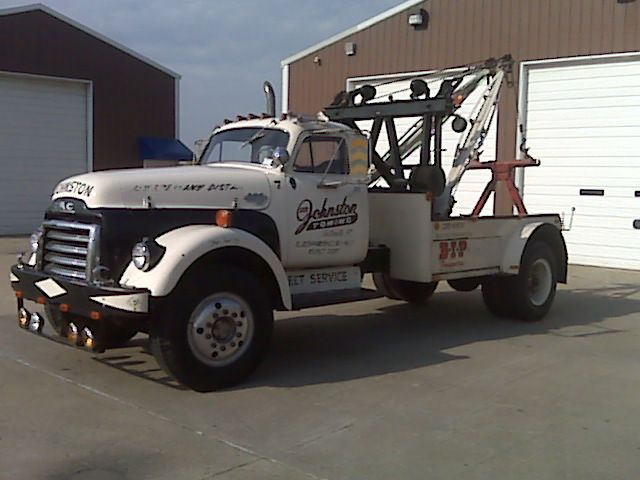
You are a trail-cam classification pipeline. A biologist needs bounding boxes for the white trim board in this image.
[281,64,290,114]
[281,0,424,66]
[0,3,180,79]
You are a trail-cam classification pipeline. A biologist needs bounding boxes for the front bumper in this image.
[10,264,149,320]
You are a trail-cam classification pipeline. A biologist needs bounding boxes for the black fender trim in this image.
[525,224,568,283]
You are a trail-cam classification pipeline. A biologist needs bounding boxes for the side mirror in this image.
[272,146,290,166]
[408,165,445,196]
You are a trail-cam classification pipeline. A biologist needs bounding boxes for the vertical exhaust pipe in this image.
[263,81,276,117]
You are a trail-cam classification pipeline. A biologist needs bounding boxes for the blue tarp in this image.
[138,136,194,161]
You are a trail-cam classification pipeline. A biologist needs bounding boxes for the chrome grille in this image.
[41,220,99,282]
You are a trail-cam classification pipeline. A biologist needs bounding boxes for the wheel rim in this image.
[187,292,254,367]
[527,258,553,307]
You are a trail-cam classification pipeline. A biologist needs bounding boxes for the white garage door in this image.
[349,72,497,215]
[522,56,640,270]
[0,73,89,235]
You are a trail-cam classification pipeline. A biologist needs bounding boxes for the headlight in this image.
[132,238,165,271]
[29,226,44,253]
[132,242,150,270]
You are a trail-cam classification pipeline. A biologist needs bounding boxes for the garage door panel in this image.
[532,159,638,168]
[524,175,637,189]
[528,62,640,82]
[527,138,638,159]
[522,200,636,221]
[0,74,88,235]
[528,97,640,111]
[527,110,640,126]
[528,84,640,101]
[523,57,640,270]
[527,125,640,139]
[524,165,639,179]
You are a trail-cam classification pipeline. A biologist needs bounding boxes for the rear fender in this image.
[119,225,291,308]
[501,221,568,283]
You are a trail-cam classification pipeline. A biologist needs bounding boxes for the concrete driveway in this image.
[1,237,639,480]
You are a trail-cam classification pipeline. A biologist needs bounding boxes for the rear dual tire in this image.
[373,272,438,304]
[482,241,558,321]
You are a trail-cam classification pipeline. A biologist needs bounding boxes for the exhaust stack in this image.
[263,81,276,117]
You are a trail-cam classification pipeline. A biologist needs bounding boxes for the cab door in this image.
[282,133,368,269]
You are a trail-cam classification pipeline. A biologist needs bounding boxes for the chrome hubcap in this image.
[187,293,253,366]
[527,258,552,307]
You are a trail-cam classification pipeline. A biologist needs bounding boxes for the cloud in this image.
[0,0,401,147]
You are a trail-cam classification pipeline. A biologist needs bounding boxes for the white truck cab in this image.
[10,56,568,391]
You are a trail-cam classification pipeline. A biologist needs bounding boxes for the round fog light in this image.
[28,313,44,333]
[80,327,96,351]
[66,322,80,345]
[18,308,29,329]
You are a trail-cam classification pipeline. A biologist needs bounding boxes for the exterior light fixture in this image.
[313,56,322,66]
[408,9,429,28]
[344,42,357,56]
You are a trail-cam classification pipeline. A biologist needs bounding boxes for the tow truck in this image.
[10,55,567,391]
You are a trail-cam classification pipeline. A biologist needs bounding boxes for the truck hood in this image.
[51,164,272,210]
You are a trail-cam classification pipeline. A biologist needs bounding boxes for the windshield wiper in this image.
[240,132,265,149]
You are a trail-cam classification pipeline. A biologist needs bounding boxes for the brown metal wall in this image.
[0,10,176,171]
[287,0,640,212]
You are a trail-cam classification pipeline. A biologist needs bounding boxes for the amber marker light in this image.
[59,303,70,313]
[90,311,102,321]
[15,290,24,299]
[216,210,233,228]
[37,297,46,305]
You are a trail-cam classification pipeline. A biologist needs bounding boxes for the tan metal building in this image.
[281,0,640,270]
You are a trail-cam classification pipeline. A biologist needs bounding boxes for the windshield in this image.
[201,128,289,165]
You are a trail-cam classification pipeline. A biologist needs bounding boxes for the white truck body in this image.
[10,57,568,390]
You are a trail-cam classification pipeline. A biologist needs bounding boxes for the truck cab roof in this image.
[213,116,352,140]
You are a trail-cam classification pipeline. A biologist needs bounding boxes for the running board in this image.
[291,288,382,310]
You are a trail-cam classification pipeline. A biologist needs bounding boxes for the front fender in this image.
[119,225,291,309]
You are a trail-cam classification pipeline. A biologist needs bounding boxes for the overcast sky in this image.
[1,0,402,149]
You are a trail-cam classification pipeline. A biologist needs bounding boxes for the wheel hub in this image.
[188,293,253,366]
[527,258,552,307]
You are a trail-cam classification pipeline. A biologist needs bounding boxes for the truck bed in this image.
[368,191,561,283]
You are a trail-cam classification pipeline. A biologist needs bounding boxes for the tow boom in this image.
[324,54,514,218]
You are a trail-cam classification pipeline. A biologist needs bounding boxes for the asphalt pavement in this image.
[1,236,640,480]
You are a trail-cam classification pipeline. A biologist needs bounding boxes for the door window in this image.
[293,137,348,174]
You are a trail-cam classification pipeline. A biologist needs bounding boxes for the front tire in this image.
[150,267,273,392]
